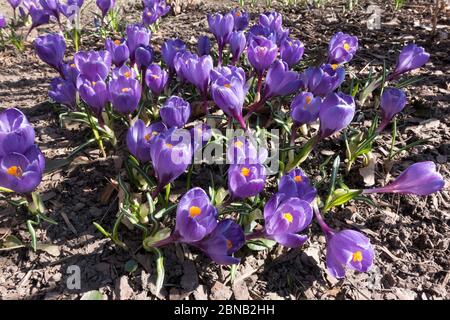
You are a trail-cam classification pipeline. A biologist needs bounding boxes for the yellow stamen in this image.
[241,167,250,177]
[144,133,151,141]
[343,43,350,51]
[114,39,121,46]
[189,206,201,218]
[226,239,233,249]
[305,96,312,105]
[234,140,244,149]
[352,251,363,262]
[124,71,131,78]
[152,131,158,136]
[166,143,173,149]
[294,175,302,182]
[6,166,22,177]
[70,63,76,68]
[283,212,293,223]
[121,87,131,93]
[91,81,97,86]
[224,83,231,89]
[331,64,338,70]
[151,74,160,79]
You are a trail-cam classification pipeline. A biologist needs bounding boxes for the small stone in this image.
[232,280,250,300]
[210,282,232,300]
[114,276,134,300]
[193,285,208,300]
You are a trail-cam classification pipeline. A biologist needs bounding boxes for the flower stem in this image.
[313,204,333,237]
[152,233,179,248]
[245,229,266,241]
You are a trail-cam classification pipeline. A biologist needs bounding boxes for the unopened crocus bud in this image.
[210,66,248,129]
[96,0,115,18]
[182,54,213,98]
[39,0,60,22]
[278,168,317,203]
[76,75,109,117]
[49,78,77,110]
[318,92,355,139]
[303,64,345,97]
[173,51,193,82]
[135,45,154,71]
[0,14,6,28]
[59,0,84,18]
[111,65,137,80]
[126,119,166,163]
[231,8,249,31]
[393,44,430,77]
[74,50,112,81]
[197,36,211,56]
[326,230,374,279]
[126,24,151,63]
[280,38,304,68]
[0,108,35,156]
[226,137,267,165]
[145,64,168,96]
[207,12,234,50]
[327,32,358,65]
[290,92,322,126]
[174,187,218,243]
[229,31,246,64]
[377,87,407,132]
[363,161,444,196]
[33,33,66,73]
[109,76,141,114]
[228,161,266,199]
[105,38,130,67]
[160,96,191,128]
[247,36,278,76]
[150,127,192,188]
[162,38,186,71]
[263,60,302,99]
[196,219,245,265]
[8,0,22,9]
[29,7,50,31]
[263,194,312,247]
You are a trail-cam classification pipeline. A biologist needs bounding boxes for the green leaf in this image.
[143,228,171,250]
[214,187,228,207]
[285,135,318,172]
[0,235,25,251]
[93,222,111,238]
[0,186,14,193]
[151,247,165,294]
[80,290,105,300]
[246,238,276,251]
[324,189,363,211]
[26,220,37,251]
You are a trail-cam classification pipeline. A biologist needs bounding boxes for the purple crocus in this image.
[363,161,444,196]
[76,75,109,117]
[290,92,322,126]
[108,76,142,114]
[74,50,112,81]
[161,39,186,71]
[49,77,77,110]
[145,63,168,96]
[207,12,234,64]
[174,187,218,243]
[326,230,374,279]
[111,65,137,80]
[33,33,66,74]
[96,0,115,18]
[39,0,60,22]
[150,127,192,190]
[160,96,191,128]
[0,14,6,28]
[0,147,44,193]
[226,136,267,165]
[262,194,312,247]
[327,32,358,65]
[392,44,430,77]
[258,12,289,45]
[196,219,245,265]
[190,123,212,154]
[182,54,213,102]
[210,65,248,129]
[59,0,84,18]
[280,38,304,68]
[263,60,302,99]
[126,23,151,64]
[126,119,166,163]
[231,8,249,31]
[377,87,407,132]
[8,0,22,9]
[303,64,345,97]
[0,108,35,156]
[105,38,130,67]
[61,61,80,84]
[318,92,355,139]
[228,161,266,199]
[142,2,170,26]
[247,36,278,76]
[229,31,246,65]
[29,6,50,31]
[135,45,154,72]
[197,36,211,56]
[278,168,317,203]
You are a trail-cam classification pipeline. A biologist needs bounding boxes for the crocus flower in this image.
[377,87,407,132]
[318,92,355,139]
[258,12,289,45]
[196,219,245,265]
[160,96,191,128]
[145,63,168,96]
[327,32,358,65]
[109,76,142,114]
[111,65,137,80]
[190,123,212,154]
[197,36,211,56]
[229,31,246,65]
[0,14,6,28]
[135,45,154,71]
[392,43,430,77]
[0,108,35,156]
[61,60,79,84]
[29,6,50,31]
[226,136,267,165]
[303,64,345,97]
[263,60,302,99]
[0,147,44,193]
[105,38,130,67]
[363,161,444,196]
[173,51,194,82]
[96,0,114,18]
[8,0,22,9]
[161,38,186,71]
[278,168,317,203]
[290,92,322,126]
[39,0,60,22]
[247,36,278,76]
[262,194,312,247]
[76,75,109,117]
[142,2,169,26]
[231,8,249,31]
[59,0,84,18]
[174,187,218,243]
[280,38,304,68]
[207,12,234,51]
[210,65,247,129]
[49,77,77,110]
[126,119,166,163]
[228,161,266,199]
[181,54,213,99]
[126,23,151,63]
[150,127,192,189]
[74,50,112,81]
[326,230,374,279]
[33,33,66,74]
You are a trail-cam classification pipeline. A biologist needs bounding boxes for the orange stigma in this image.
[166,143,173,149]
[352,251,363,262]
[189,206,201,218]
[241,167,250,177]
[305,96,312,105]
[6,166,22,177]
[226,239,233,249]
[235,11,241,17]
[331,64,338,70]
[124,71,131,78]
[224,83,231,88]
[121,87,131,93]
[144,133,151,141]
[294,175,302,182]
